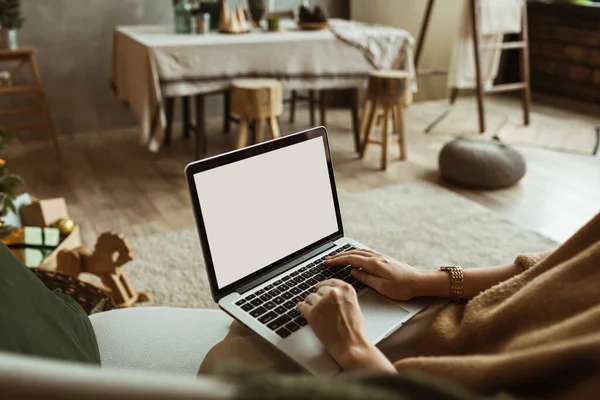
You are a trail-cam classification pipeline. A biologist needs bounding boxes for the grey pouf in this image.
[439,138,526,189]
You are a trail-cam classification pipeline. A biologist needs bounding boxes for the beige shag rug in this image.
[409,98,600,155]
[126,182,557,309]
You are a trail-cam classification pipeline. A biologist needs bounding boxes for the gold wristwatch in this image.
[440,266,464,301]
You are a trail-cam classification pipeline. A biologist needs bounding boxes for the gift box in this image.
[10,248,52,268]
[20,198,70,227]
[3,226,62,268]
[3,226,61,269]
[2,226,61,248]
[17,197,82,271]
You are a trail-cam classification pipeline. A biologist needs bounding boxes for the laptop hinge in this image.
[236,241,337,294]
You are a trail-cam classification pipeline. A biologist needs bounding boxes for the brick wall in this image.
[529,2,600,103]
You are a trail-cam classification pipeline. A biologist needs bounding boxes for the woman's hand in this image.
[327,249,527,300]
[326,249,429,300]
[297,279,395,372]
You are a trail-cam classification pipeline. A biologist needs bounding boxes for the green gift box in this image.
[2,227,61,268]
[10,247,53,268]
[2,226,61,248]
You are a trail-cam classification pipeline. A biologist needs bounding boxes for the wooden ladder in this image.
[414,0,531,133]
[0,47,61,159]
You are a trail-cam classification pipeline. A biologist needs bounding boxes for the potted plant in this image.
[0,0,25,50]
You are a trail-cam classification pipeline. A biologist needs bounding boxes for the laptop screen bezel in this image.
[185,127,344,302]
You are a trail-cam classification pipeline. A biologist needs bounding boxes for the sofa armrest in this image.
[0,351,235,400]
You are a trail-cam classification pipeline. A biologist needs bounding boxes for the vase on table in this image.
[0,29,18,50]
[173,0,193,34]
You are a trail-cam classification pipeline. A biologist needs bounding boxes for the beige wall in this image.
[350,0,464,101]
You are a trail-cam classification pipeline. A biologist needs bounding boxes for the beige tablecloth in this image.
[112,19,414,152]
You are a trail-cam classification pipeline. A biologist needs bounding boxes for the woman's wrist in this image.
[336,341,396,373]
[414,269,452,298]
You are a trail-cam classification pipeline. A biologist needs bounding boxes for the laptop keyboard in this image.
[234,244,366,338]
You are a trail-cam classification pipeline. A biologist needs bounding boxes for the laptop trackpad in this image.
[360,290,410,343]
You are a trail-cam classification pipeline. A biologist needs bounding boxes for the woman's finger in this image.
[327,249,372,262]
[352,268,387,292]
[316,278,349,290]
[304,293,320,306]
[297,300,310,316]
[340,250,375,260]
[324,253,372,268]
[316,285,335,296]
[327,253,386,277]
[353,248,377,255]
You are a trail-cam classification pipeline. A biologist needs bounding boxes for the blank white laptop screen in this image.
[193,137,339,289]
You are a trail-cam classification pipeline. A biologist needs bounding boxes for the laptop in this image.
[185,126,428,375]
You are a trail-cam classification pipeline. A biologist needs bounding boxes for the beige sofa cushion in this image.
[90,307,232,375]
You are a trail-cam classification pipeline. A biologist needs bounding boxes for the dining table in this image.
[111,19,415,157]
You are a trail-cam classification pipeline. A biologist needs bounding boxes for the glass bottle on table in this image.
[173,0,193,34]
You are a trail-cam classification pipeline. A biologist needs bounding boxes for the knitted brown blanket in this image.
[216,366,493,400]
[395,212,600,398]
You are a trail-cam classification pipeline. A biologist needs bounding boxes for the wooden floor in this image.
[6,95,600,247]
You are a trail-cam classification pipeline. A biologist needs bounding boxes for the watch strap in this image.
[440,266,464,301]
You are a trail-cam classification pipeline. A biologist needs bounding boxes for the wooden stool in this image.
[231,79,283,149]
[360,70,410,171]
[0,47,61,159]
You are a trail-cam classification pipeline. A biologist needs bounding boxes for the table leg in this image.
[319,90,326,127]
[183,96,191,139]
[223,90,231,134]
[164,97,175,146]
[289,90,297,124]
[350,88,360,153]
[194,94,206,159]
[308,90,316,126]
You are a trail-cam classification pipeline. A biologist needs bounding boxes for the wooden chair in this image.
[163,92,228,160]
[163,94,207,160]
[231,79,283,149]
[0,47,61,159]
[288,88,362,154]
[288,89,325,126]
[360,70,410,171]
[164,96,192,146]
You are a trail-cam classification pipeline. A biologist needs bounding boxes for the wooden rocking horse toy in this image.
[56,232,150,308]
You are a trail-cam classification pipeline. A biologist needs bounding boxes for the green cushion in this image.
[0,242,100,364]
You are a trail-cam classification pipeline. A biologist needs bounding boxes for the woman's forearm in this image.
[338,342,396,373]
[416,263,523,299]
